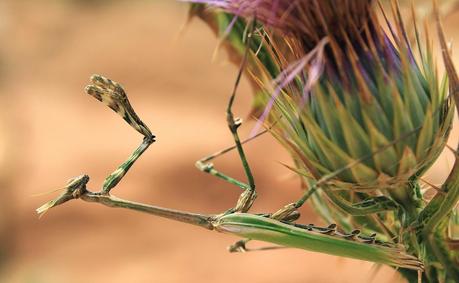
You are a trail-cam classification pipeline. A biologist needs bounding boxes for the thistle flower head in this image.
[192,0,372,50]
[196,0,454,191]
[261,6,454,191]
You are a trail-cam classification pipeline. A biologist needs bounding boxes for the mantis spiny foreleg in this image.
[85,75,155,195]
[37,75,155,215]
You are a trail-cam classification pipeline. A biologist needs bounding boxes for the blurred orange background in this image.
[0,1,458,282]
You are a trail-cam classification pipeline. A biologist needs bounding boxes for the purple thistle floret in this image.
[191,0,439,149]
[188,0,372,49]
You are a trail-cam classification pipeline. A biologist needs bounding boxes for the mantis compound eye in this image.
[66,174,90,189]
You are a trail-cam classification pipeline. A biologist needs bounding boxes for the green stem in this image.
[419,158,459,279]
[387,182,422,266]
[422,159,459,233]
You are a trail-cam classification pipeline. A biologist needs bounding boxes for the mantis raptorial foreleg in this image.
[85,75,155,195]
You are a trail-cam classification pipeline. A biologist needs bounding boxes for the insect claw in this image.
[228,240,248,253]
[203,163,214,172]
[195,161,214,173]
[85,85,104,101]
[90,74,121,91]
[143,135,156,144]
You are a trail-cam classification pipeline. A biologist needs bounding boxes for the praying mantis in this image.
[36,59,423,272]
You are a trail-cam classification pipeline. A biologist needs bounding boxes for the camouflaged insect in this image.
[38,69,424,274]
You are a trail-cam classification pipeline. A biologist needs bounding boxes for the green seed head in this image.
[258,6,454,191]
[192,1,454,191]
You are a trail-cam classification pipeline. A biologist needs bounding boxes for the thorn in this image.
[359,233,377,244]
[344,230,361,240]
[420,177,446,195]
[327,223,337,229]
[317,224,337,235]
[446,144,459,157]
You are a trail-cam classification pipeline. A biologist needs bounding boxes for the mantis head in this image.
[36,174,90,217]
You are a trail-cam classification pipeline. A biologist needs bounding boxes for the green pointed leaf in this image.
[392,87,416,153]
[302,113,378,184]
[397,147,418,177]
[312,84,345,145]
[364,114,398,176]
[335,96,373,168]
[361,100,392,139]
[416,108,434,159]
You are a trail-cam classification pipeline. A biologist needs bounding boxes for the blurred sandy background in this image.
[0,1,457,282]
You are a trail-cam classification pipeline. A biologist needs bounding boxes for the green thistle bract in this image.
[192,0,453,191]
[251,4,454,192]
